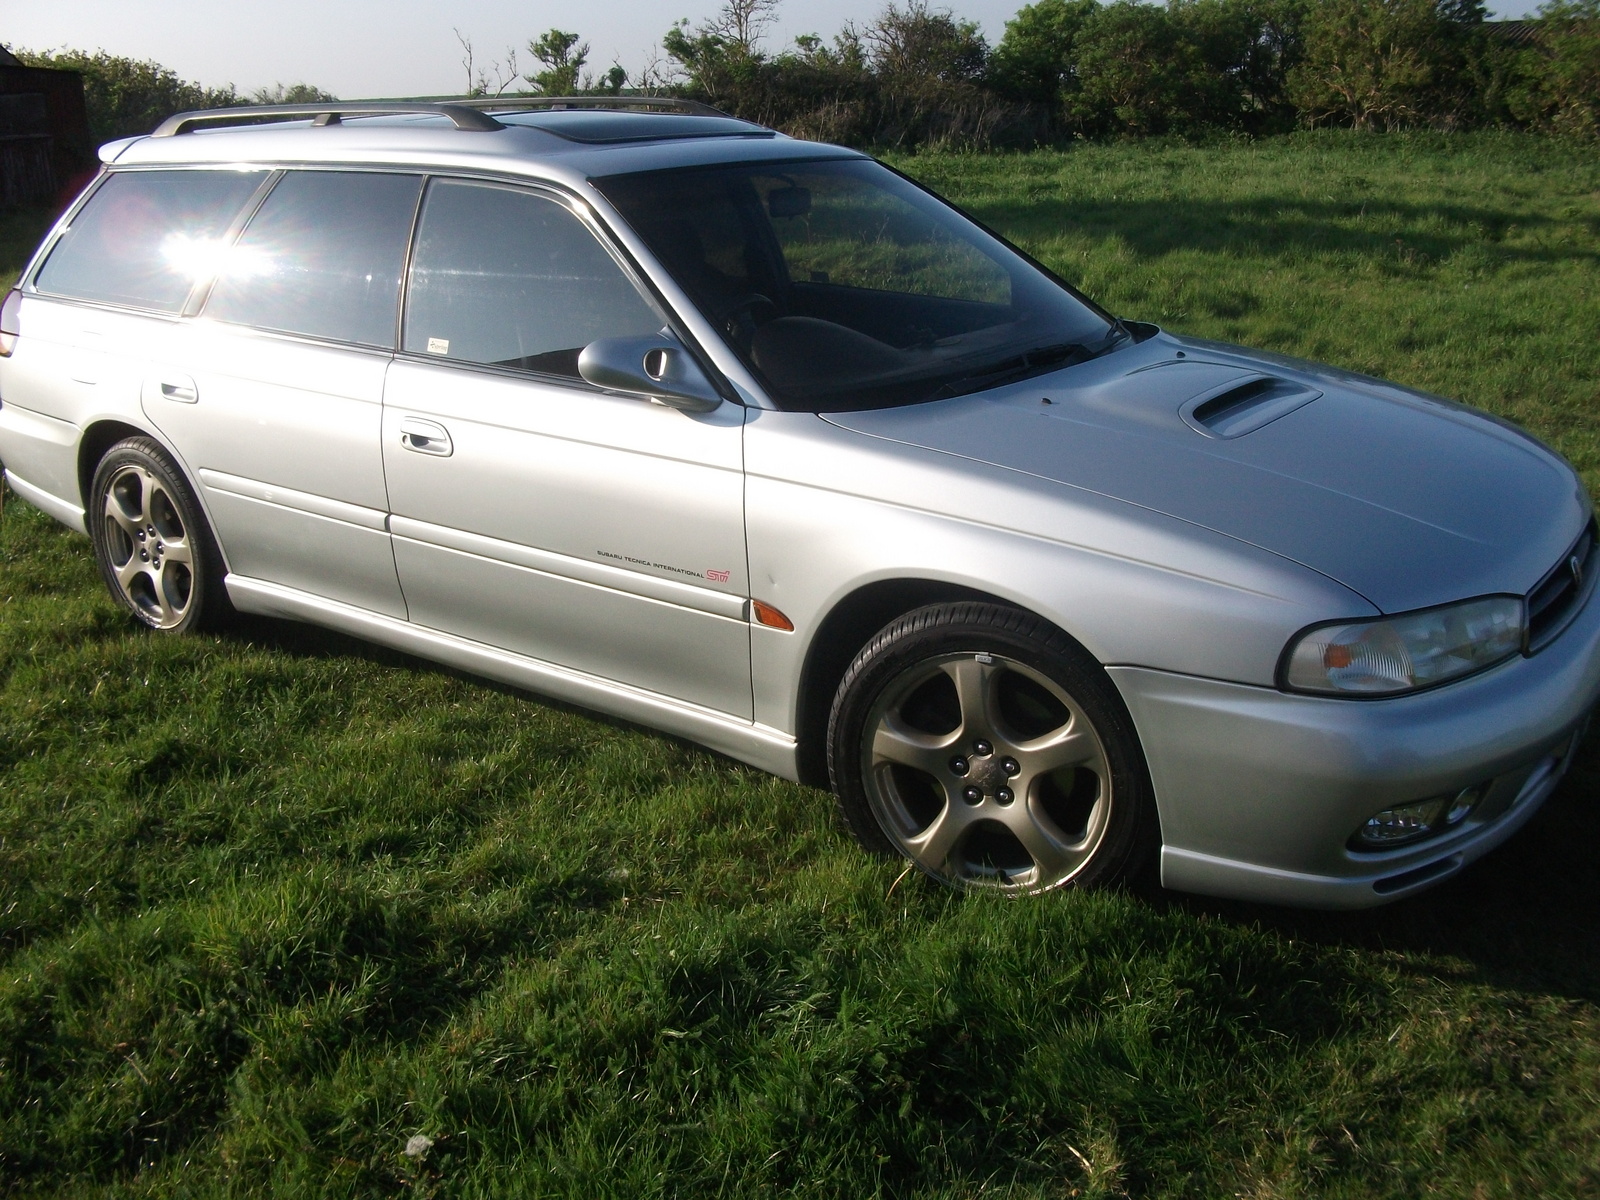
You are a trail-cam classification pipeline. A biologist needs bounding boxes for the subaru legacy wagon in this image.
[0,98,1594,908]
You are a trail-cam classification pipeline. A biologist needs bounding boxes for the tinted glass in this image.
[597,159,1116,411]
[204,171,422,347]
[34,169,264,312]
[766,172,1010,304]
[403,180,662,379]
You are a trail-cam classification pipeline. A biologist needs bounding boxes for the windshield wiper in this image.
[926,333,1120,402]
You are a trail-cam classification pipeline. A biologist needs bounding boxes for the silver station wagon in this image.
[1,98,1595,908]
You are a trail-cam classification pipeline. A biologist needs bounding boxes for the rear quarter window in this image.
[33,169,266,313]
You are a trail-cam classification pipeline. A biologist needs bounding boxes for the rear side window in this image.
[33,170,264,313]
[402,180,662,378]
[204,171,422,348]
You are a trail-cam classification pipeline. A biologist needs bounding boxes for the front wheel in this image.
[827,603,1156,894]
[89,437,232,632]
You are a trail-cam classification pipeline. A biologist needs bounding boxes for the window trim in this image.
[179,169,281,318]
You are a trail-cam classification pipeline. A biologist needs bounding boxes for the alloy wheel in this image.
[101,463,195,629]
[861,651,1113,893]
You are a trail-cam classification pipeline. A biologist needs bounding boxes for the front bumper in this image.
[1110,579,1600,909]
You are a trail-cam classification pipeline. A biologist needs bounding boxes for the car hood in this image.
[821,335,1589,613]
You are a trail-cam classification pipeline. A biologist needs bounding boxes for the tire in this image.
[88,436,233,633]
[827,602,1156,895]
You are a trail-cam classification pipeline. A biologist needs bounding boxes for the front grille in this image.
[1527,519,1597,651]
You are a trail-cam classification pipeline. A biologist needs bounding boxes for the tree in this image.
[251,83,339,104]
[1169,0,1307,130]
[1286,0,1485,129]
[989,0,1101,106]
[865,0,989,83]
[708,0,783,56]
[1068,1,1210,134]
[455,30,521,97]
[526,29,589,95]
[1529,0,1600,135]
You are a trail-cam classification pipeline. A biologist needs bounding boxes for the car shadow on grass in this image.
[217,610,736,760]
[1164,735,1600,1007]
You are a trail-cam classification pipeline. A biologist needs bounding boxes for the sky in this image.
[5,0,1548,101]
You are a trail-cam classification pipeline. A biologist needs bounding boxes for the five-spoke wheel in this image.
[89,437,230,633]
[829,603,1154,894]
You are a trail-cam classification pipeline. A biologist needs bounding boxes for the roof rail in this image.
[151,102,504,138]
[449,95,731,118]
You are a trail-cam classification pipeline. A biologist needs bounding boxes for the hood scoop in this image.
[1180,373,1321,439]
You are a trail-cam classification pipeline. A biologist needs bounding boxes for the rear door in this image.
[143,169,422,617]
[382,177,752,718]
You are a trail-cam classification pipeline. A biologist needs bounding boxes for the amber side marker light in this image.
[0,289,21,358]
[752,600,793,631]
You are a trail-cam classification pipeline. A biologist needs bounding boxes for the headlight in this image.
[1281,596,1524,696]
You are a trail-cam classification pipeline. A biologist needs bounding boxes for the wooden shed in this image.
[0,45,92,208]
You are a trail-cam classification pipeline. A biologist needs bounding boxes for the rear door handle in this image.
[142,374,198,404]
[399,417,452,457]
[159,377,198,403]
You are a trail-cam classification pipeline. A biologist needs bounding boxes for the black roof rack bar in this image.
[447,95,731,118]
[151,102,504,138]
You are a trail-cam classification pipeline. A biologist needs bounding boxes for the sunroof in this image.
[496,109,775,144]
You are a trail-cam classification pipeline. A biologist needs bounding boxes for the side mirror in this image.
[577,333,723,413]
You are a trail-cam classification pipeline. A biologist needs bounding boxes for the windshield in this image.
[594,158,1118,411]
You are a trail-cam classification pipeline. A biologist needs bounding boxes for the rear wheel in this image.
[89,437,232,632]
[827,602,1156,894]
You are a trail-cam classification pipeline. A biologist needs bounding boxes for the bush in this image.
[1286,0,1487,129]
[1510,0,1600,136]
[15,50,336,145]
[664,0,1039,148]
[16,49,240,143]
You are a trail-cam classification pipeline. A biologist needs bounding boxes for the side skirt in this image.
[3,469,88,534]
[224,574,801,781]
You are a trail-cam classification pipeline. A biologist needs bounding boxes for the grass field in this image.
[2,131,1599,1198]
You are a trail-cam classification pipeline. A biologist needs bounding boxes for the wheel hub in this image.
[962,745,1012,796]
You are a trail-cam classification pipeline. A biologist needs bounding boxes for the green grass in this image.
[896,130,1600,491]
[3,131,1600,1198]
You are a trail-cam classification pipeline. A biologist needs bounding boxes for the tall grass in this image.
[2,132,1599,1197]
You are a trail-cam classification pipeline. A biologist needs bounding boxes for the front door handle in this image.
[399,417,453,457]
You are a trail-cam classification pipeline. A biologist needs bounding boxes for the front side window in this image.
[596,158,1117,411]
[402,179,663,379]
[204,171,423,348]
[33,169,265,313]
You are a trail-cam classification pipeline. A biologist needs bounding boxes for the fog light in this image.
[1356,798,1449,848]
[1444,783,1488,826]
[1353,780,1491,849]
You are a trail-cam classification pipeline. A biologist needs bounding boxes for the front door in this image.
[382,177,752,718]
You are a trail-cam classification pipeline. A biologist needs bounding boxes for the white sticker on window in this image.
[426,337,449,355]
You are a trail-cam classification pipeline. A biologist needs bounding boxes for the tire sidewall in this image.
[827,602,1156,892]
